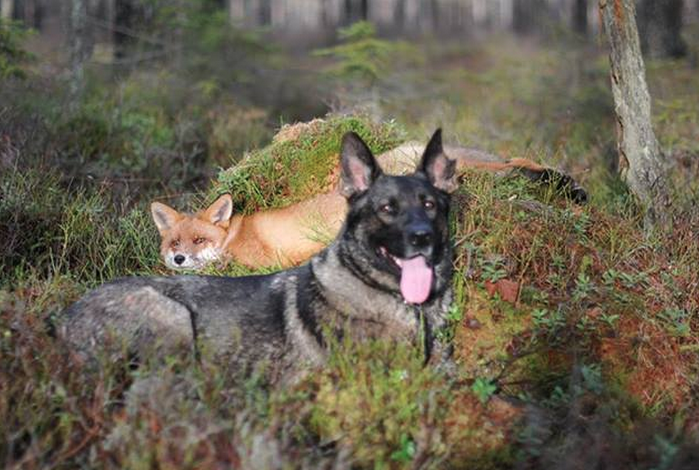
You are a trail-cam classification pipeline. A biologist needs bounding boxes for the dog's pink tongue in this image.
[399,256,433,304]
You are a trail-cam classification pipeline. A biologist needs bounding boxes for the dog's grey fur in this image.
[60,130,457,381]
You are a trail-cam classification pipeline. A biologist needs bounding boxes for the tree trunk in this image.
[69,0,87,109]
[23,0,35,26]
[1,0,14,19]
[513,0,546,34]
[599,0,671,229]
[114,0,133,59]
[637,0,687,58]
[573,0,588,35]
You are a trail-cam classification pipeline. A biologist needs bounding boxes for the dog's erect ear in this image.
[417,129,458,193]
[340,132,382,198]
[202,194,233,226]
[150,202,182,234]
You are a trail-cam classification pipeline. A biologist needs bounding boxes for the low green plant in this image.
[471,378,498,404]
[0,19,34,79]
[479,255,508,283]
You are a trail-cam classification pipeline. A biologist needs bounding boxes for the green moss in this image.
[212,115,404,213]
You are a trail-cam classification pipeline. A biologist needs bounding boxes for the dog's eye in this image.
[171,240,180,248]
[193,237,207,245]
[379,203,396,215]
[423,200,435,210]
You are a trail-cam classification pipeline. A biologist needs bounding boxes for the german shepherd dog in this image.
[60,129,457,380]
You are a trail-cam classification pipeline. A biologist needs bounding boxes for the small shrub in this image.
[0,19,34,79]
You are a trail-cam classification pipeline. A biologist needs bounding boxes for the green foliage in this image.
[0,168,160,287]
[311,340,438,467]
[314,21,409,86]
[479,255,508,283]
[390,433,417,463]
[472,378,498,404]
[0,19,33,79]
[214,116,404,212]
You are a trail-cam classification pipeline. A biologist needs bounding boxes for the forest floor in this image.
[1,31,699,468]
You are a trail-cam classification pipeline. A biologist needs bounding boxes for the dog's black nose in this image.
[408,230,433,248]
[174,254,186,265]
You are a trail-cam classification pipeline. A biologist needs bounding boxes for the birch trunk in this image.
[69,0,87,109]
[1,0,14,19]
[599,0,671,229]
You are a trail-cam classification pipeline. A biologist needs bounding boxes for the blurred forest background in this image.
[2,1,699,468]
[2,0,698,203]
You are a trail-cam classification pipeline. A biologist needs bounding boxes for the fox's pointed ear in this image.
[339,132,382,198]
[417,128,458,193]
[150,202,182,234]
[203,194,233,226]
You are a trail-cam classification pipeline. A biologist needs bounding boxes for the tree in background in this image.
[69,0,88,108]
[637,0,687,58]
[573,0,588,35]
[313,20,395,117]
[599,0,672,229]
[0,0,13,19]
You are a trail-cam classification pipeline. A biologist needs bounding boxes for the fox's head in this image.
[151,195,233,270]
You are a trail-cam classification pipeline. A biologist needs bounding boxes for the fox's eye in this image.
[379,203,396,215]
[171,240,180,248]
[193,237,207,245]
[423,200,435,210]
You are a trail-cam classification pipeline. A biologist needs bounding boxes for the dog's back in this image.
[61,272,294,375]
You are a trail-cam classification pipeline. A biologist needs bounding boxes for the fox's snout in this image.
[163,244,221,270]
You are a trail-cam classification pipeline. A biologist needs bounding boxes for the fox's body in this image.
[153,141,586,271]
[152,192,347,270]
[223,191,347,268]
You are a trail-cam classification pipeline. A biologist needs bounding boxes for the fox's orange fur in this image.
[222,191,346,268]
[152,142,562,270]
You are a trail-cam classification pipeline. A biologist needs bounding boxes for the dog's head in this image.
[338,129,457,305]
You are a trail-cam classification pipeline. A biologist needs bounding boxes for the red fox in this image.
[152,141,586,270]
[151,192,346,270]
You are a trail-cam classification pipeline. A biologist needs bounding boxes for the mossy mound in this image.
[212,115,404,213]
[450,169,699,420]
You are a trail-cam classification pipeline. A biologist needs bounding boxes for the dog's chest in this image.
[310,253,423,342]
[331,295,421,342]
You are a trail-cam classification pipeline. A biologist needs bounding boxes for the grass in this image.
[213,116,404,213]
[2,31,699,468]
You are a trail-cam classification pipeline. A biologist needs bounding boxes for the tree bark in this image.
[513,0,546,34]
[599,0,672,229]
[114,0,132,59]
[637,0,687,58]
[573,0,588,35]
[23,0,35,26]
[1,0,14,19]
